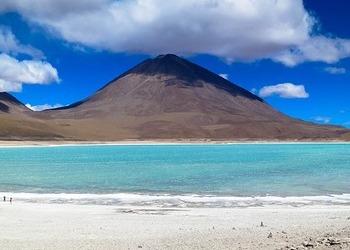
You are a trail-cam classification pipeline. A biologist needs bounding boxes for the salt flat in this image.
[0,202,349,250]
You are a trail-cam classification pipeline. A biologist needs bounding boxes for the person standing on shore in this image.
[3,196,5,202]
[9,197,12,204]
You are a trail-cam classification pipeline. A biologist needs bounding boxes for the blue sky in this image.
[0,0,350,127]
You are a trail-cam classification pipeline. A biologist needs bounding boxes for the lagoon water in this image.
[1,144,350,207]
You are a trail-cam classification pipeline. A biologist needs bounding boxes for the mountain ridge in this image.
[1,54,349,141]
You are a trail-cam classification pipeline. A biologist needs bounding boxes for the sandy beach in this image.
[0,202,349,250]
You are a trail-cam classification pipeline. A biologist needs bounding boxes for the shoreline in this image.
[2,192,350,208]
[0,202,349,249]
[1,139,350,147]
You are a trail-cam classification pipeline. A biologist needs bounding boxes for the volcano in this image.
[28,54,347,141]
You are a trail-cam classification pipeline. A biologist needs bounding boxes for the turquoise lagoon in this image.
[0,144,350,207]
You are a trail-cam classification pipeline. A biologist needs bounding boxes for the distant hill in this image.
[0,93,64,140]
[1,54,349,141]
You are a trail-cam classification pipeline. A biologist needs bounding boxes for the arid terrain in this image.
[1,202,349,250]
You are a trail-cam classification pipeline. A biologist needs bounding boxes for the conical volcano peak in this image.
[130,54,263,101]
[128,54,196,78]
[152,54,189,66]
[91,54,264,104]
[154,54,181,60]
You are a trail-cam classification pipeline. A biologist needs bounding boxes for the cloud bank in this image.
[1,0,350,66]
[258,83,309,99]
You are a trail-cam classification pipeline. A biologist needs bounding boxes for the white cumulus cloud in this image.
[0,53,59,92]
[0,26,59,93]
[324,67,346,75]
[1,0,350,66]
[258,83,309,99]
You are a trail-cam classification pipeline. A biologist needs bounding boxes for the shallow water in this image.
[1,144,350,207]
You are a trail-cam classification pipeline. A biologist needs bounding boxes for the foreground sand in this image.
[0,202,349,250]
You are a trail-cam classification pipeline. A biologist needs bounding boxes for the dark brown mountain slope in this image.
[33,54,349,141]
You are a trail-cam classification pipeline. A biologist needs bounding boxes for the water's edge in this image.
[2,192,350,208]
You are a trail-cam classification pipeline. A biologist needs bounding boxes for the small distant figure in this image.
[9,197,12,204]
[3,196,5,202]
